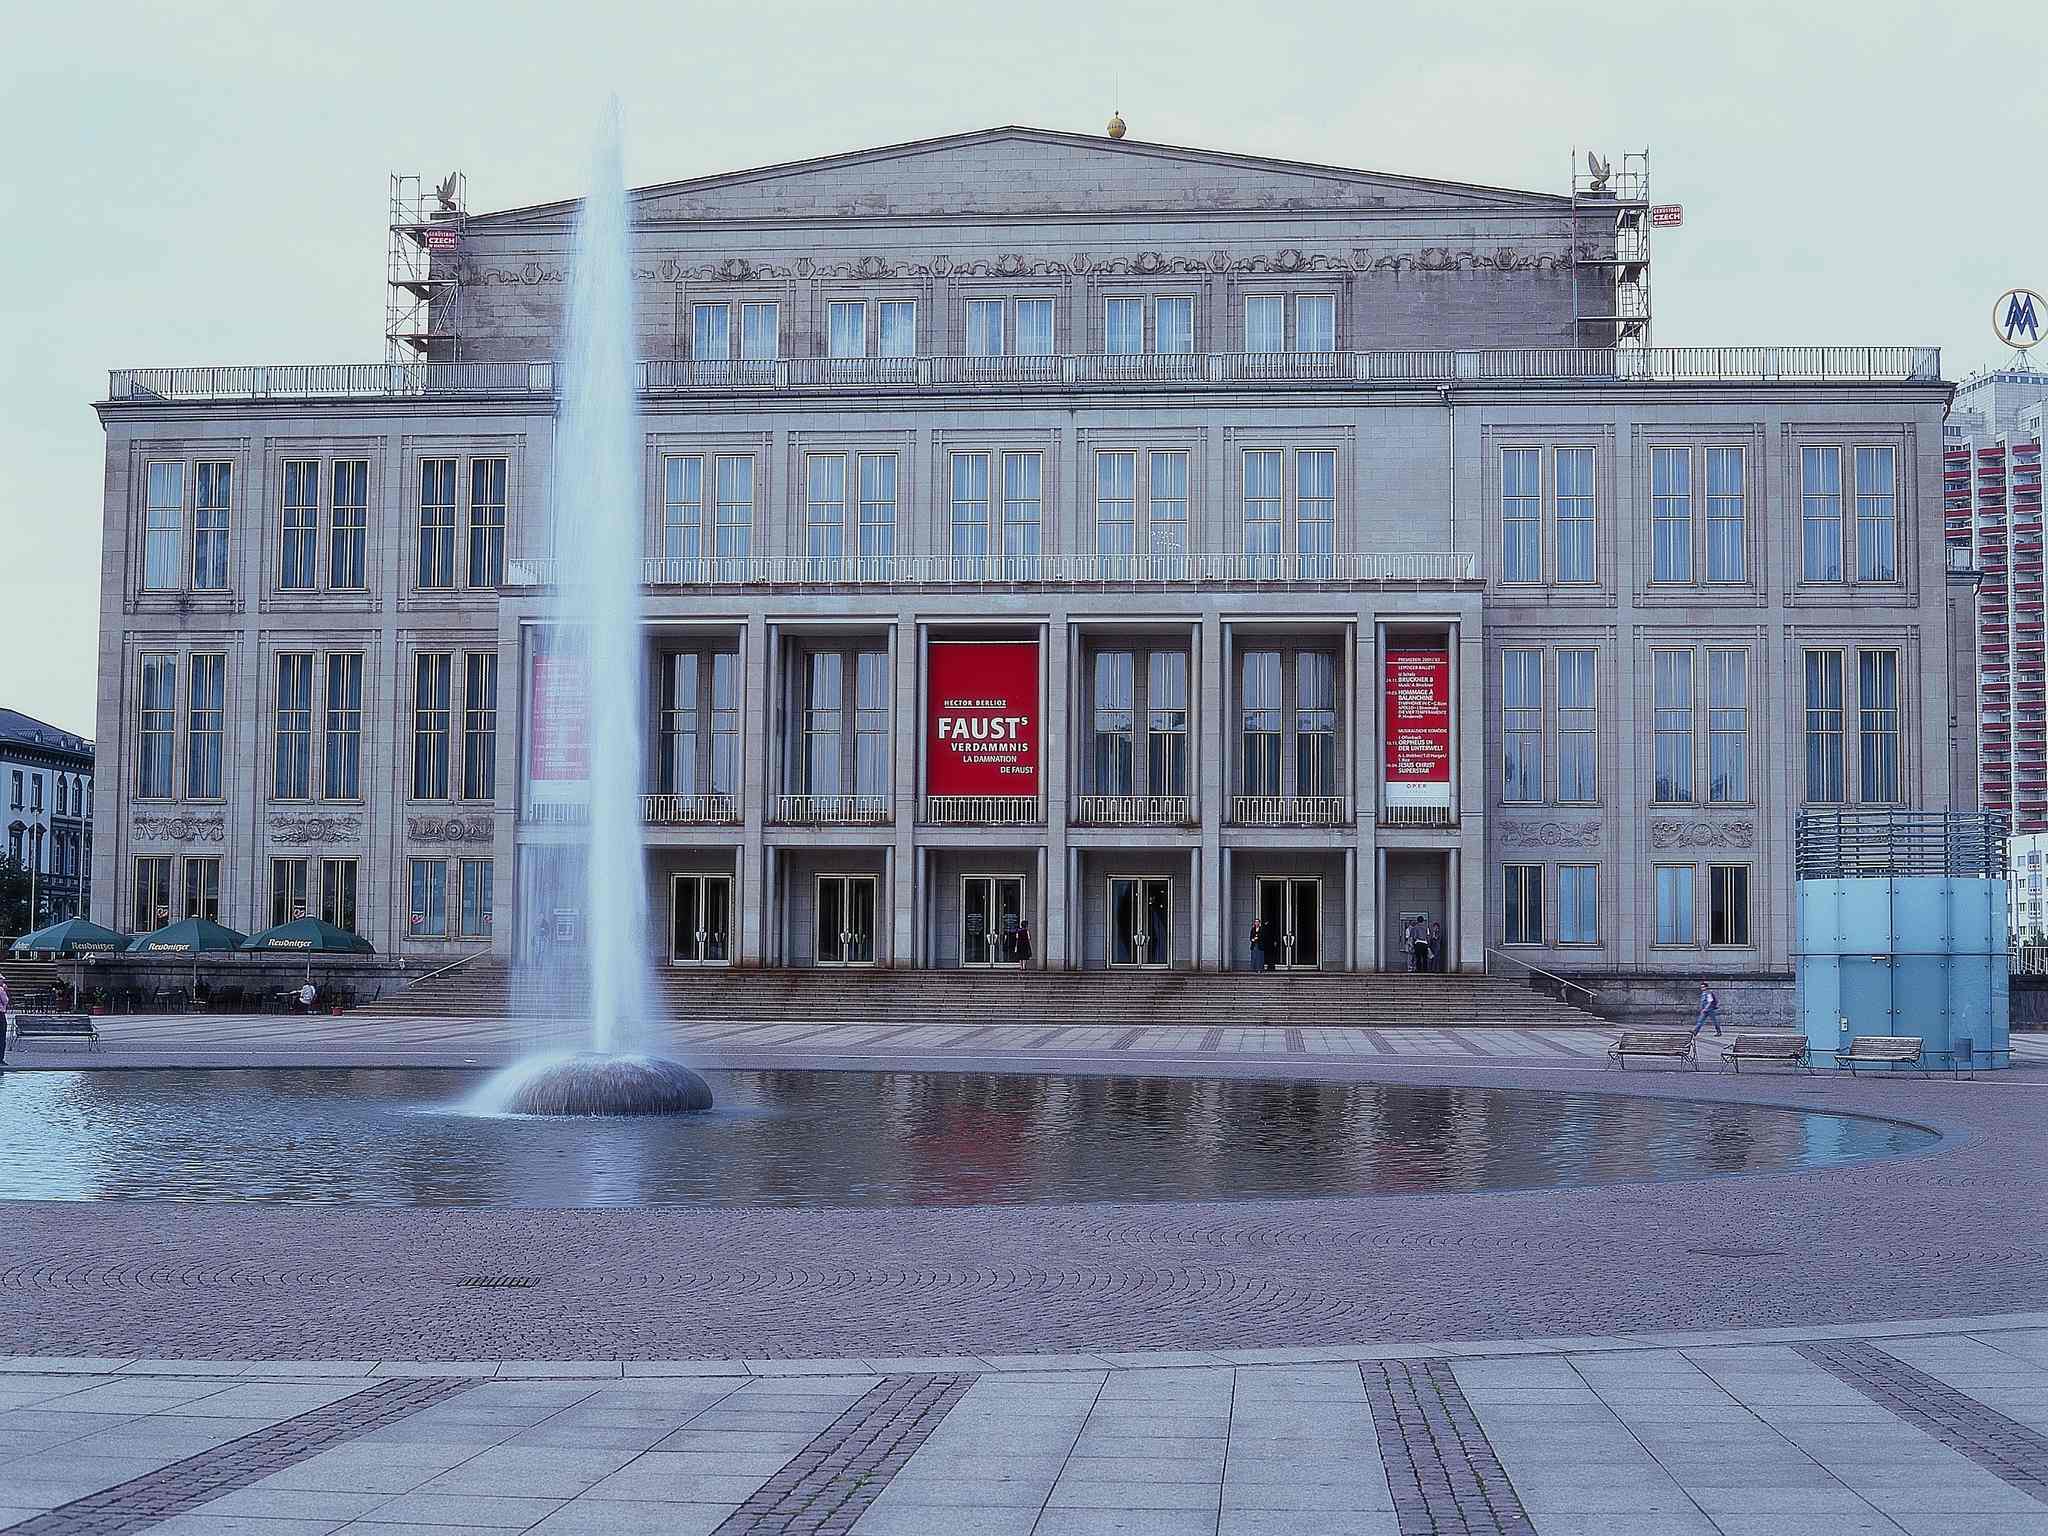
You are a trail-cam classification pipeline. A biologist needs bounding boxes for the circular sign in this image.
[1995,289,2044,350]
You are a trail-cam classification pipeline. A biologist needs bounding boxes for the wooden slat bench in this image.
[6,1013,100,1050]
[1606,1030,1697,1069]
[1719,1032,1812,1073]
[1831,1035,1924,1076]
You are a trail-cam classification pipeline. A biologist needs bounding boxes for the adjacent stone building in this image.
[1,708,94,929]
[91,126,1964,976]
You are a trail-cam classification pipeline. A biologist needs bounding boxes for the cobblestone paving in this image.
[1362,1361,1533,1536]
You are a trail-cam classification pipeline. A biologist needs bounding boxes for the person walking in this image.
[1693,981,1723,1038]
[0,972,10,1066]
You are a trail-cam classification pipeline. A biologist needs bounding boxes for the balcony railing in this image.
[510,550,1476,590]
[1380,802,1458,828]
[1230,795,1350,827]
[643,793,741,825]
[106,345,1944,404]
[773,793,891,826]
[923,795,1043,827]
[1072,794,1197,827]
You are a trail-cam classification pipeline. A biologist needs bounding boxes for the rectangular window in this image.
[1096,451,1137,558]
[1156,297,1194,354]
[273,653,313,800]
[280,459,319,590]
[802,651,843,796]
[1149,450,1188,556]
[1297,449,1335,562]
[1805,650,1846,803]
[1651,446,1691,583]
[1710,865,1750,946]
[7,771,17,809]
[663,455,703,562]
[1708,649,1748,803]
[1856,446,1898,582]
[28,776,40,814]
[408,859,448,938]
[740,301,778,360]
[1502,649,1543,803]
[1555,447,1594,584]
[691,303,730,360]
[418,458,456,588]
[806,454,847,559]
[1015,298,1054,355]
[324,653,362,799]
[1148,651,1189,797]
[468,457,506,587]
[1502,448,1541,582]
[330,460,368,589]
[1242,651,1282,796]
[1296,293,1336,352]
[1557,649,1596,802]
[137,653,177,799]
[857,454,896,562]
[661,653,700,795]
[1559,864,1598,944]
[1655,866,1695,946]
[182,856,221,922]
[714,456,753,563]
[270,857,309,927]
[1106,297,1145,355]
[134,855,172,933]
[965,299,1004,356]
[1859,649,1900,803]
[412,652,452,799]
[1296,651,1338,798]
[710,651,740,794]
[1092,651,1135,795]
[192,462,231,590]
[186,653,224,799]
[1504,864,1543,945]
[1652,649,1695,803]
[1243,450,1282,557]
[459,859,494,938]
[950,451,990,558]
[854,651,889,797]
[1706,446,1745,582]
[1245,296,1285,353]
[827,300,866,358]
[463,652,498,800]
[879,301,917,357]
[321,858,358,933]
[1002,451,1041,556]
[144,462,184,591]
[1802,446,1844,582]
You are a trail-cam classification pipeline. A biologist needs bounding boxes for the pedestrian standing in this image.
[1408,917,1430,975]
[1015,919,1033,963]
[1427,918,1445,973]
[1249,919,1266,971]
[1693,981,1723,1038]
[0,972,10,1066]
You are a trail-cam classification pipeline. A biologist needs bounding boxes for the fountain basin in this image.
[483,1053,713,1117]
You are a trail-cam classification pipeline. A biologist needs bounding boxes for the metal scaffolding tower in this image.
[387,172,466,364]
[1570,150,1650,349]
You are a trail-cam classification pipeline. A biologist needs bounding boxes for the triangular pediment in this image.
[468,127,1565,228]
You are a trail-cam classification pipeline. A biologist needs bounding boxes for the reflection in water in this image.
[0,1069,1933,1211]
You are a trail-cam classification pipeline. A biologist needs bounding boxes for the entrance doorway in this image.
[1383,851,1449,972]
[961,874,1028,966]
[816,874,878,966]
[670,874,733,964]
[1109,876,1173,968]
[1255,877,1322,970]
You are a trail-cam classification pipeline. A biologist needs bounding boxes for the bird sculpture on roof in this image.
[434,174,461,213]
[1585,152,1611,191]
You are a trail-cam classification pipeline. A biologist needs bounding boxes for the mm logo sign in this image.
[1996,288,2044,350]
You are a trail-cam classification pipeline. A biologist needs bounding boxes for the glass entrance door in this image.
[1254,877,1322,970]
[816,874,878,965]
[961,875,1027,966]
[1109,876,1173,968]
[670,873,733,964]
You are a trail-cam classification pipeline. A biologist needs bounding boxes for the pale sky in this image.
[2,0,2041,738]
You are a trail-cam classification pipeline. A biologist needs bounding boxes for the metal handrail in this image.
[1484,946,1599,1007]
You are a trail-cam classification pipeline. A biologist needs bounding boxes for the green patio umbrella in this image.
[239,918,374,955]
[9,918,127,957]
[128,917,247,954]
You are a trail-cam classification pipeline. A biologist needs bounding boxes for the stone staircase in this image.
[356,960,1605,1030]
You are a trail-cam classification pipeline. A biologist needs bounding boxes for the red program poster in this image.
[529,649,590,788]
[927,640,1039,796]
[1385,649,1451,801]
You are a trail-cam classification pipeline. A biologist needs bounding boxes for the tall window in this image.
[463,652,498,800]
[273,653,313,800]
[144,462,184,591]
[1002,452,1041,556]
[1652,650,1695,803]
[1559,865,1598,945]
[806,455,847,559]
[710,651,740,793]
[1504,864,1543,945]
[460,859,494,938]
[1242,651,1282,796]
[468,457,506,587]
[330,460,368,590]
[1106,297,1144,354]
[280,460,319,590]
[1859,650,1900,803]
[1244,451,1282,559]
[271,858,309,927]
[408,859,449,937]
[134,856,172,933]
[858,454,896,562]
[1296,294,1336,353]
[802,652,844,796]
[1502,649,1543,803]
[1148,652,1189,797]
[1802,446,1844,582]
[324,653,363,799]
[1149,451,1188,555]
[1016,298,1054,355]
[1096,452,1137,558]
[412,652,452,799]
[950,451,990,557]
[740,301,778,360]
[827,300,866,358]
[1296,652,1338,797]
[1706,446,1745,582]
[1856,446,1897,582]
[1710,865,1750,947]
[183,856,221,922]
[1297,449,1335,564]
[1707,649,1747,803]
[1651,447,1691,583]
[187,654,224,800]
[137,653,177,799]
[714,456,753,566]
[879,301,917,357]
[1156,297,1194,354]
[854,652,889,797]
[1502,448,1541,582]
[691,303,730,360]
[418,458,457,588]
[1557,649,1596,802]
[660,653,700,795]
[322,858,358,933]
[966,299,1004,356]
[1655,866,1694,945]
[192,462,231,590]
[1555,447,1594,584]
[1092,652,1135,795]
[1245,296,1285,353]
[663,455,703,562]
[1805,650,1846,802]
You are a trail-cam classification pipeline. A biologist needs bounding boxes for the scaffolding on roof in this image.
[1570,149,1651,349]
[386,172,466,364]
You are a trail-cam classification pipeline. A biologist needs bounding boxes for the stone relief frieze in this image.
[131,814,225,845]
[1499,820,1602,848]
[269,813,361,847]
[406,814,495,845]
[1648,819,1756,850]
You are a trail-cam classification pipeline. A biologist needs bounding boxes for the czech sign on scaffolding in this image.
[1649,204,1683,227]
[1996,289,2044,350]
[1384,649,1452,807]
[926,640,1039,797]
[423,226,461,252]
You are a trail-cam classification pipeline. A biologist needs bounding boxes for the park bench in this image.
[1831,1035,1925,1076]
[6,1013,100,1050]
[1606,1030,1697,1069]
[1719,1032,1811,1074]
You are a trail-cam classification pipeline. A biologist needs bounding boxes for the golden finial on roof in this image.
[1107,112,1126,141]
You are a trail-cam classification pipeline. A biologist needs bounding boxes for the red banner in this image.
[1385,650,1451,787]
[927,641,1039,796]
[529,651,589,784]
